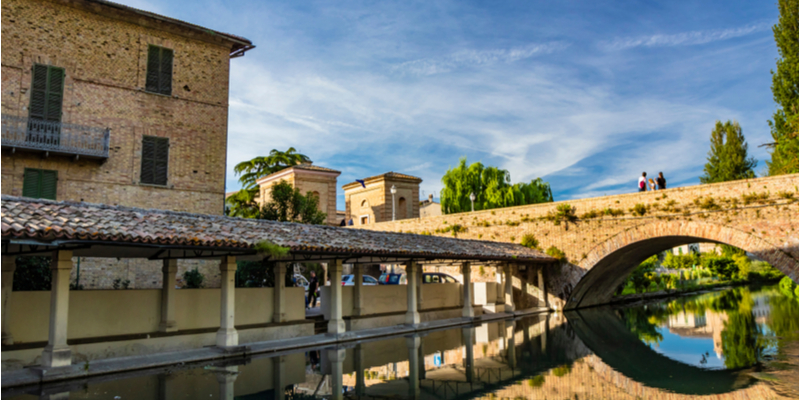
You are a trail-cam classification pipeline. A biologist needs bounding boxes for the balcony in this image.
[1,114,110,160]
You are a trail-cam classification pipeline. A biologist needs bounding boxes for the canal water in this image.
[5,284,797,399]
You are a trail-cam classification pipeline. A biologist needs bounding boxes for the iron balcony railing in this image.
[1,114,110,160]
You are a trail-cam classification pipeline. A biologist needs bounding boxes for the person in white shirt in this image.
[638,172,647,192]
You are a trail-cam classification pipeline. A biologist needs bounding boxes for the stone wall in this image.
[1,0,234,215]
[69,257,222,289]
[356,174,800,309]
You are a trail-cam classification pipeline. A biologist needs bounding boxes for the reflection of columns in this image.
[157,373,174,400]
[159,259,178,332]
[42,250,73,368]
[538,265,548,309]
[461,262,474,318]
[407,336,421,399]
[274,262,287,323]
[406,261,420,325]
[353,264,363,316]
[354,344,365,398]
[273,356,286,400]
[418,337,426,380]
[216,256,238,348]
[2,255,16,345]
[504,263,514,313]
[38,392,70,400]
[328,260,345,335]
[506,321,516,370]
[462,327,474,383]
[215,366,238,400]
[327,349,346,400]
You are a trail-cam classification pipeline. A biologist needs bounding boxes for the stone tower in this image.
[343,172,422,226]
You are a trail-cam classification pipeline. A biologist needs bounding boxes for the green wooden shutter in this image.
[45,68,64,122]
[22,169,41,198]
[146,45,161,93]
[21,169,57,199]
[29,65,49,120]
[159,48,173,96]
[141,136,169,185]
[29,65,65,121]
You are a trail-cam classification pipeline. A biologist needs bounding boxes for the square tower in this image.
[256,163,341,226]
[343,172,422,225]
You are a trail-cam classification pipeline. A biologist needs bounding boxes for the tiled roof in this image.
[1,196,553,263]
[292,164,341,174]
[343,172,423,189]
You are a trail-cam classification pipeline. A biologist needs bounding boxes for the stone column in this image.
[416,264,424,312]
[354,344,365,398]
[273,355,286,400]
[521,266,530,309]
[216,256,238,348]
[538,265,548,309]
[504,263,514,313]
[327,348,346,400]
[215,366,238,400]
[327,259,345,335]
[353,264,363,316]
[506,320,516,370]
[159,259,178,332]
[42,250,73,368]
[2,255,16,345]
[274,262,287,323]
[461,262,474,318]
[407,336,421,399]
[494,265,505,313]
[462,327,474,383]
[405,261,420,325]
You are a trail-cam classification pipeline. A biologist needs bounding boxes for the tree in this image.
[440,157,552,214]
[766,0,799,175]
[259,181,327,224]
[12,257,52,291]
[699,121,757,184]
[226,148,311,218]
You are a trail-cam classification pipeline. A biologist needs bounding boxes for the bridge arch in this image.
[565,220,799,309]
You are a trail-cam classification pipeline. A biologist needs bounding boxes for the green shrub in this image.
[546,204,578,228]
[545,246,566,262]
[779,276,797,298]
[701,256,736,280]
[527,375,545,387]
[12,256,52,291]
[603,207,624,217]
[520,233,539,250]
[630,203,647,216]
[183,268,205,288]
[551,364,572,377]
[580,209,599,219]
[254,240,290,259]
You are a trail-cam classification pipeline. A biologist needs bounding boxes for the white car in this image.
[341,274,379,286]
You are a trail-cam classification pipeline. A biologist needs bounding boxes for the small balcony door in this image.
[27,64,65,146]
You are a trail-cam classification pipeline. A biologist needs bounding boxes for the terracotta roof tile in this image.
[1,196,552,263]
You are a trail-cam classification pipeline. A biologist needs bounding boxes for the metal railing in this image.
[1,114,110,159]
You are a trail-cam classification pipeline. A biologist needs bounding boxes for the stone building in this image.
[343,172,422,226]
[420,194,442,218]
[255,163,341,226]
[1,0,253,289]
[1,0,253,214]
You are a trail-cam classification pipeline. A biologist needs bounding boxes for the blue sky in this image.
[124,0,779,206]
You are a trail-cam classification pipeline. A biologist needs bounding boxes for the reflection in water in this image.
[4,285,796,399]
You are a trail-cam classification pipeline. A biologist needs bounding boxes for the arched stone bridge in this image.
[359,174,799,310]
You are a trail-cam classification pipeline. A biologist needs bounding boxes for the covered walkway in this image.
[1,196,553,384]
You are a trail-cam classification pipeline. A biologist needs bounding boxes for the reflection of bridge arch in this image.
[566,307,755,396]
[565,220,799,309]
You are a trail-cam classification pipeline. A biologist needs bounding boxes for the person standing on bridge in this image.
[656,172,666,190]
[638,172,647,192]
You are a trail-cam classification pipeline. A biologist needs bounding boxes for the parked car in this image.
[341,274,379,286]
[378,272,408,285]
[422,273,459,284]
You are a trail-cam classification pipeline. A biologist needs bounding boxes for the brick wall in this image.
[1,0,235,215]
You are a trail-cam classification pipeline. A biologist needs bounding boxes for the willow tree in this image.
[440,158,553,214]
[766,0,799,175]
[226,148,311,218]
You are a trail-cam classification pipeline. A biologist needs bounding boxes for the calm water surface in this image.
[5,284,798,399]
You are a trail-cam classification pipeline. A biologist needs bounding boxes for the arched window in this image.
[398,197,407,220]
[361,199,369,208]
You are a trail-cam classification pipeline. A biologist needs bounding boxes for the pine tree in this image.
[700,121,757,184]
[766,0,799,175]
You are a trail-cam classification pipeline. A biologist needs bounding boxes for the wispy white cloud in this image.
[392,42,568,76]
[601,22,772,51]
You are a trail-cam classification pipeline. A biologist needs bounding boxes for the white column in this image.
[416,264,424,312]
[2,255,16,345]
[327,259,345,335]
[327,348,346,400]
[274,262,287,323]
[461,262,474,318]
[159,259,178,332]
[41,250,73,368]
[407,336,421,399]
[405,261,420,325]
[538,265,548,309]
[216,256,238,348]
[353,264,363,316]
[504,263,514,313]
[273,355,286,400]
[494,266,505,313]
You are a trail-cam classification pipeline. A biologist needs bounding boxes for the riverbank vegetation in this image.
[615,245,785,297]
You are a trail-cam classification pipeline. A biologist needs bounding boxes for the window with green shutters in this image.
[22,169,58,200]
[140,136,169,185]
[145,45,173,95]
[29,64,65,122]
